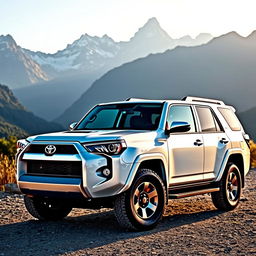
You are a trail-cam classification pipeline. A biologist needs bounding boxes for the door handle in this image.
[194,139,203,146]
[220,138,229,144]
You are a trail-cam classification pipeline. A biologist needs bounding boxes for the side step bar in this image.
[169,187,220,199]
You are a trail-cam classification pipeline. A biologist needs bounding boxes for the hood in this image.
[30,129,157,143]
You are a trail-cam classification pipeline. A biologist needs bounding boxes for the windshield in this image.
[76,103,163,130]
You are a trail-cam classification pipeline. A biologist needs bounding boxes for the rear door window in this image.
[196,106,222,132]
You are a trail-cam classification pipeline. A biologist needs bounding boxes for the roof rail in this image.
[182,96,225,105]
[126,97,151,101]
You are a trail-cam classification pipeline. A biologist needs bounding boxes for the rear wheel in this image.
[114,169,166,230]
[24,196,72,220]
[211,163,242,210]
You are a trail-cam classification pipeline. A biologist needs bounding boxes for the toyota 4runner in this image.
[16,96,250,230]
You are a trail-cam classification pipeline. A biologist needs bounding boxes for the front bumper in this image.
[17,141,132,198]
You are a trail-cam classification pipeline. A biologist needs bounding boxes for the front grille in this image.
[26,144,78,154]
[27,160,82,178]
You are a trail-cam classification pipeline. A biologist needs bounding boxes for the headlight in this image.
[83,140,127,155]
[16,139,29,152]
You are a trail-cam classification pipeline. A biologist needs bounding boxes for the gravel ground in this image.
[0,170,255,256]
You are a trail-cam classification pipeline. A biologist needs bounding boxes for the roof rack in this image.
[126,98,151,101]
[182,96,225,105]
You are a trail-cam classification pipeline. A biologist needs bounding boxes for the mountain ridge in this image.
[0,35,49,89]
[24,17,213,80]
[12,18,213,121]
[54,30,256,140]
[239,107,256,140]
[0,84,63,137]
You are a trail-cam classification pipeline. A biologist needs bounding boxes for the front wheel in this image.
[211,163,242,211]
[24,196,72,220]
[114,169,166,230]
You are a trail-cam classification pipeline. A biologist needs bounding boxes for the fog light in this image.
[102,168,111,177]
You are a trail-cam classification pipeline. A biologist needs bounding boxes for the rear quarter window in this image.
[218,107,241,131]
[196,106,220,132]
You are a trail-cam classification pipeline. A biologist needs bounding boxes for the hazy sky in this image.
[1,0,256,53]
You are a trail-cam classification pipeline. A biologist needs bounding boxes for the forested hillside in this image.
[0,84,63,138]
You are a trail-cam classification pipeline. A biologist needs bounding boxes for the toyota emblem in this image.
[45,145,56,155]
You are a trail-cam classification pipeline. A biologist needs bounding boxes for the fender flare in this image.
[216,148,244,182]
[118,153,168,194]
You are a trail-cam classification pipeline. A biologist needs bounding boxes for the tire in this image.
[114,169,166,231]
[24,196,72,220]
[211,163,242,211]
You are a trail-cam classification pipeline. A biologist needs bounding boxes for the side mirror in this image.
[166,121,191,135]
[243,133,250,141]
[69,122,77,130]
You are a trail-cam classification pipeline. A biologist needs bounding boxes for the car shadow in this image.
[0,204,225,256]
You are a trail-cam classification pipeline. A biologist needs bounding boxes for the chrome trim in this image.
[82,140,125,146]
[22,153,81,161]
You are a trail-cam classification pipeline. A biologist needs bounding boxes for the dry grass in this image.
[249,140,256,168]
[0,154,16,190]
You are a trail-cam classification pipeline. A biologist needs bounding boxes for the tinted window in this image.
[76,103,163,130]
[218,107,241,131]
[167,105,196,132]
[85,109,118,129]
[196,106,218,132]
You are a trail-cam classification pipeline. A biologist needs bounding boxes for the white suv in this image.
[16,96,250,230]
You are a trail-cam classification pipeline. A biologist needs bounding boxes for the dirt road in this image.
[0,170,255,256]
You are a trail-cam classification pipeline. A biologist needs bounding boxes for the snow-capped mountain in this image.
[115,17,175,66]
[8,17,213,121]
[1,18,213,90]
[194,33,214,45]
[24,17,213,79]
[24,34,120,77]
[121,17,174,52]
[0,35,49,89]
